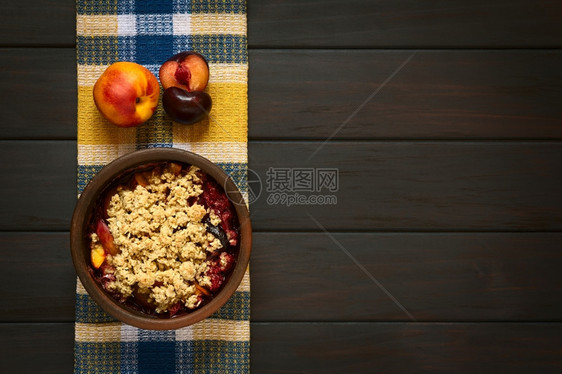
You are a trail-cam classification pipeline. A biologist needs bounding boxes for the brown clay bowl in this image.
[70,148,252,330]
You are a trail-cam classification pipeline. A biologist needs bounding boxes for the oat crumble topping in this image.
[90,163,229,314]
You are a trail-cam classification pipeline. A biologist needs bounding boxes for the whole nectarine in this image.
[93,62,160,127]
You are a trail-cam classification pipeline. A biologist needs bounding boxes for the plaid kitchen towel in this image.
[75,1,249,373]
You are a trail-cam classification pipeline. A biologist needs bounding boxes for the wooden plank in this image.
[251,322,562,373]
[0,233,75,321]
[249,50,562,139]
[0,141,76,231]
[248,141,562,231]
[2,49,562,140]
[250,233,562,321]
[248,0,562,48]
[2,232,561,322]
[1,322,561,373]
[0,1,75,46]
[0,323,74,374]
[0,49,76,139]
[1,141,561,232]
[2,1,562,48]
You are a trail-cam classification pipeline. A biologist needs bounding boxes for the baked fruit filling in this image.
[87,162,239,317]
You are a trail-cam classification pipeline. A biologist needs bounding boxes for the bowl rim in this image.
[70,148,252,330]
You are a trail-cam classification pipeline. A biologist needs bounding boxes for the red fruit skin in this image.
[96,220,119,255]
[168,302,183,317]
[162,87,212,125]
[93,61,160,127]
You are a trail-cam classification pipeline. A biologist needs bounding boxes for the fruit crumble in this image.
[88,161,239,317]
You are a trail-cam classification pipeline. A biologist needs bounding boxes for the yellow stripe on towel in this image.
[77,87,138,145]
[173,83,248,143]
[75,322,123,342]
[77,15,118,36]
[187,14,247,35]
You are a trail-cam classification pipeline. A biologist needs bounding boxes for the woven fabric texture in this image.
[75,1,249,372]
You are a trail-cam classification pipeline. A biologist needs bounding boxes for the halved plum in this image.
[159,51,209,92]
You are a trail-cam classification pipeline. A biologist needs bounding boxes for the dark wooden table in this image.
[1,1,562,372]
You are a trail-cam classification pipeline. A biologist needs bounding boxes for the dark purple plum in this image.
[162,87,212,125]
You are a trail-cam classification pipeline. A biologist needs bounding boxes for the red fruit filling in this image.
[88,161,240,317]
[204,252,236,292]
[198,174,239,247]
